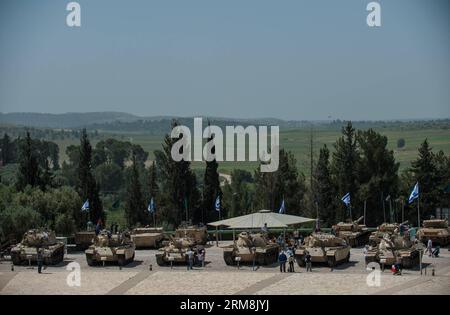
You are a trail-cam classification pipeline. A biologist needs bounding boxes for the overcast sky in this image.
[0,0,449,120]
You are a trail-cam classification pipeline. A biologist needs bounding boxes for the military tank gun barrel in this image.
[354,216,364,224]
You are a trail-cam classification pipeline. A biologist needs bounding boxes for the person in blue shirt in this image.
[278,250,287,273]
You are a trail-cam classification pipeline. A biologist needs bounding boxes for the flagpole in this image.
[153,211,156,228]
[417,195,420,228]
[363,199,367,226]
[402,199,404,223]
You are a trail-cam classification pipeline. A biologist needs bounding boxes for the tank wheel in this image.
[11,253,22,266]
[296,255,305,267]
[345,252,350,263]
[327,256,336,267]
[86,254,95,266]
[156,254,165,266]
[256,253,266,265]
[50,247,64,265]
[118,255,126,266]
[223,251,235,265]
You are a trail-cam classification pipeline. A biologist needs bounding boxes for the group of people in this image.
[186,247,206,270]
[277,247,312,273]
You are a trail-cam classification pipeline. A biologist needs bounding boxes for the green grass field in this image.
[53,126,450,176]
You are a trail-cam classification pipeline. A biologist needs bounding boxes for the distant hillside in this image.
[1,112,449,135]
[0,112,140,128]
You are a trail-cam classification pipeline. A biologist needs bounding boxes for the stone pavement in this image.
[1,242,449,295]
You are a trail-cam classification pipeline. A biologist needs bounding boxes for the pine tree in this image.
[1,133,13,165]
[357,129,399,226]
[331,122,359,222]
[202,132,222,224]
[410,139,437,220]
[312,145,335,226]
[254,149,306,215]
[16,132,40,190]
[156,120,200,226]
[125,153,147,227]
[77,129,104,226]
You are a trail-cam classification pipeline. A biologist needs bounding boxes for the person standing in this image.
[197,250,204,267]
[36,247,43,274]
[186,247,194,270]
[305,251,312,272]
[278,250,287,273]
[261,223,268,235]
[427,239,433,257]
[287,247,295,272]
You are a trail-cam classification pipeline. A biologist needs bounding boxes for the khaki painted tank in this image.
[295,233,350,267]
[369,221,408,246]
[131,227,164,248]
[365,233,421,268]
[85,230,135,266]
[10,229,65,265]
[417,219,450,246]
[175,226,208,245]
[333,216,370,247]
[155,237,202,266]
[74,231,96,250]
[222,232,279,265]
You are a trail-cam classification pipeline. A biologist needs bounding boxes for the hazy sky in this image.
[0,0,449,120]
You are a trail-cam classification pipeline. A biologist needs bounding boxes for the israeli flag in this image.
[341,193,351,207]
[408,182,419,204]
[215,196,221,212]
[81,199,89,211]
[278,199,285,214]
[148,197,156,213]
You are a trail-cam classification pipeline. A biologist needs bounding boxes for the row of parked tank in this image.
[6,218,449,269]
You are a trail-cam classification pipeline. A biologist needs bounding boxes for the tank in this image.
[174,225,208,245]
[222,232,279,266]
[85,230,135,266]
[333,216,370,247]
[74,231,96,250]
[365,233,422,269]
[131,227,164,248]
[369,221,409,246]
[10,229,65,265]
[417,219,450,246]
[155,237,202,266]
[295,233,350,267]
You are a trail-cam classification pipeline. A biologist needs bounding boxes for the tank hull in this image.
[85,244,135,266]
[222,245,279,266]
[295,246,350,267]
[75,231,95,250]
[10,243,65,265]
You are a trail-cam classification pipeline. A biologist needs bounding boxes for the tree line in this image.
[1,121,449,242]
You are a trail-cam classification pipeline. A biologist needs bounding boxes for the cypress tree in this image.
[16,132,40,190]
[125,153,147,227]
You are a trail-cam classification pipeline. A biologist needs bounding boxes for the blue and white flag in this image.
[341,193,351,207]
[215,195,221,212]
[148,197,156,213]
[278,199,285,214]
[408,182,419,204]
[81,199,89,211]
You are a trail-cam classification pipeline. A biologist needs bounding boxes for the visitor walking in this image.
[427,239,433,257]
[36,247,43,274]
[287,247,295,272]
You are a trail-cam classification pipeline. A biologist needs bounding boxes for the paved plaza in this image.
[1,242,449,295]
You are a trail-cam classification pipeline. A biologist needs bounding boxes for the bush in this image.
[397,138,406,148]
[0,206,42,241]
[54,213,76,236]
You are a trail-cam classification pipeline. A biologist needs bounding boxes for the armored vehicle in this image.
[75,231,96,250]
[369,221,409,246]
[365,233,421,268]
[333,216,370,247]
[222,232,279,265]
[155,237,202,266]
[131,227,164,248]
[417,219,450,246]
[10,229,65,265]
[295,233,350,267]
[85,230,135,266]
[175,225,208,245]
